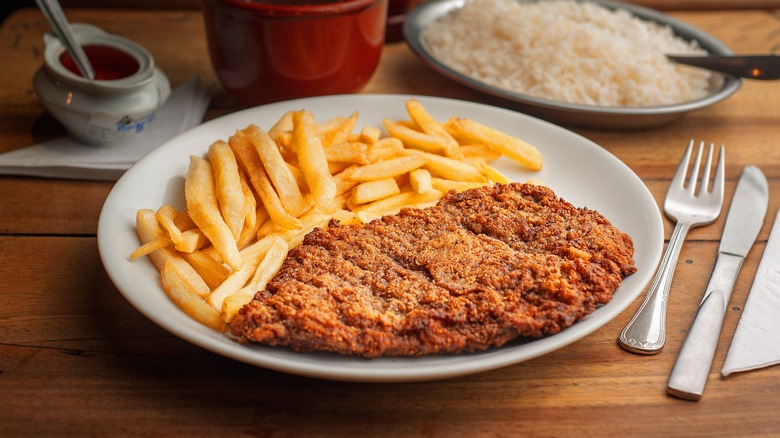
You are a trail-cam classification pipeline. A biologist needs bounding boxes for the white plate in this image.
[98,95,663,382]
[403,0,742,129]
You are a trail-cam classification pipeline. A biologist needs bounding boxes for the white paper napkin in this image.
[0,77,211,181]
[722,209,780,376]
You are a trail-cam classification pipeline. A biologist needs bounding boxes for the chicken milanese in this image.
[231,182,636,357]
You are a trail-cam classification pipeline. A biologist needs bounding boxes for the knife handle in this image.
[667,253,743,401]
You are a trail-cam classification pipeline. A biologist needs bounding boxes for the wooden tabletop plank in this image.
[2,236,779,437]
[2,6,780,437]
[1,8,779,235]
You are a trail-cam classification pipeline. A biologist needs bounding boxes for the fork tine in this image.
[686,141,704,195]
[712,144,725,199]
[671,139,695,189]
[701,142,714,193]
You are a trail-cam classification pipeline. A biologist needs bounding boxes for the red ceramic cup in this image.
[203,0,388,107]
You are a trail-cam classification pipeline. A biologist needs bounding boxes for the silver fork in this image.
[619,140,725,354]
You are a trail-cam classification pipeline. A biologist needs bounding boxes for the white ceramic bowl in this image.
[33,24,170,146]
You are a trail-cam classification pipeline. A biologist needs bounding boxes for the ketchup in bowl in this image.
[59,45,141,81]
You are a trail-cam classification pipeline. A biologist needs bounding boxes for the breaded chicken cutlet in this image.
[231,183,636,357]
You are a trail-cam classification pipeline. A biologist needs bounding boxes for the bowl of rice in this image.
[404,0,742,129]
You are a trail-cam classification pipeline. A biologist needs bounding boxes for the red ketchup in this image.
[59,45,140,80]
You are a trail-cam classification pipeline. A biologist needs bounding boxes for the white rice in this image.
[421,0,711,107]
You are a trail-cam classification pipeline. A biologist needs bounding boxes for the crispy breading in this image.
[231,183,636,357]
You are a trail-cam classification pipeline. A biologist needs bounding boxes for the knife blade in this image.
[667,165,769,401]
[722,208,780,376]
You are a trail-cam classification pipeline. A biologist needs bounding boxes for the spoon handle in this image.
[36,0,96,80]
[667,54,780,80]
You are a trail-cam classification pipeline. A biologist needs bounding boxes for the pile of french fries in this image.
[130,99,542,331]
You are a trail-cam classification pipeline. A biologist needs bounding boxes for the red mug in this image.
[203,0,388,107]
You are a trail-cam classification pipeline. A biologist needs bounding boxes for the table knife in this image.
[722,208,780,376]
[667,54,780,80]
[667,165,769,401]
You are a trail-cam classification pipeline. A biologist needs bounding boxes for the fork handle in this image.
[618,221,692,354]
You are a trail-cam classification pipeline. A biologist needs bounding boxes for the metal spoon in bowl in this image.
[35,0,96,80]
[668,54,780,80]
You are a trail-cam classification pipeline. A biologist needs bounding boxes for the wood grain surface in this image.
[1,6,779,437]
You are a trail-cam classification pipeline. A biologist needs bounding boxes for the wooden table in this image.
[2,6,780,437]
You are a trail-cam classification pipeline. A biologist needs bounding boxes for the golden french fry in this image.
[445,117,542,171]
[156,204,179,218]
[360,125,382,144]
[244,124,306,217]
[160,261,226,331]
[173,208,197,231]
[315,115,346,137]
[208,236,275,311]
[221,294,253,323]
[479,162,512,184]
[404,99,460,157]
[332,165,360,197]
[257,219,282,242]
[229,131,302,230]
[181,250,230,290]
[238,208,268,249]
[271,210,332,248]
[155,205,183,243]
[353,189,443,214]
[173,229,210,253]
[459,144,501,163]
[258,198,308,238]
[240,174,257,230]
[409,168,433,194]
[383,119,454,156]
[355,190,444,223]
[186,155,242,271]
[367,137,406,161]
[268,110,294,141]
[350,178,401,205]
[208,140,246,239]
[331,192,349,211]
[134,209,210,299]
[134,209,170,265]
[275,131,293,152]
[243,236,288,293]
[421,152,486,182]
[431,177,489,193]
[222,236,289,322]
[328,161,354,176]
[346,155,427,182]
[286,162,308,193]
[129,236,172,261]
[331,208,359,225]
[292,110,337,211]
[320,112,358,146]
[324,142,371,165]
